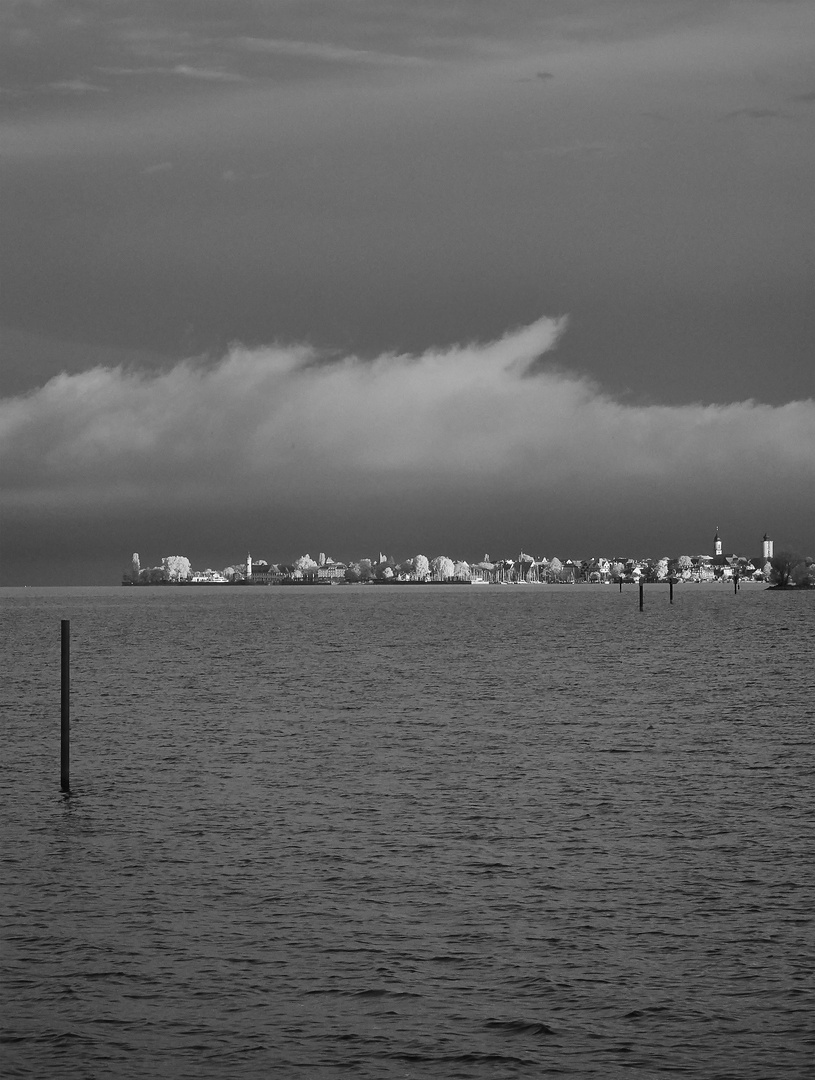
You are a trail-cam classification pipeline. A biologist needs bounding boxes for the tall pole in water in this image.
[639,582,644,610]
[61,620,70,793]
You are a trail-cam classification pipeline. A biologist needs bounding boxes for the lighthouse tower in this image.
[714,528,723,557]
[762,533,774,560]
[245,553,252,581]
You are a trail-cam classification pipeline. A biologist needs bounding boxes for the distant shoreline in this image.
[4,580,798,591]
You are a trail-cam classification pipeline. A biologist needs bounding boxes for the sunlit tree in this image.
[376,556,397,579]
[161,555,191,582]
[294,554,319,571]
[431,556,455,581]
[791,558,815,587]
[412,555,430,581]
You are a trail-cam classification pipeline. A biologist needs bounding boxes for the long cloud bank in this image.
[2,316,814,547]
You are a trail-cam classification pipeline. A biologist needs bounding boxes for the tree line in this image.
[123,549,815,587]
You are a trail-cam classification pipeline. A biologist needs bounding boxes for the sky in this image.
[1,0,814,584]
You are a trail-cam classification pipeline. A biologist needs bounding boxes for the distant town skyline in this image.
[124,533,788,587]
[1,2,813,585]
[135,526,778,579]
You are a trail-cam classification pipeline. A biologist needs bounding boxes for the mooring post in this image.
[639,582,644,610]
[61,620,70,793]
[670,580,674,604]
[619,578,623,593]
[734,577,739,595]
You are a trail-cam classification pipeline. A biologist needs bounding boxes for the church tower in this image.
[763,533,774,560]
[714,528,722,557]
[245,553,252,581]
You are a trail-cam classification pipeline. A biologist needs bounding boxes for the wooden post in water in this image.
[619,578,623,593]
[61,620,70,793]
[639,582,644,610]
[734,576,739,595]
[670,580,674,604]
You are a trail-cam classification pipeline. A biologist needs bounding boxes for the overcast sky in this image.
[2,1,814,584]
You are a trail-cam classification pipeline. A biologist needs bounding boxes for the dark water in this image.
[1,584,813,1078]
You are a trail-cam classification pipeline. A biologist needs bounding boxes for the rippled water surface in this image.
[2,584,813,1078]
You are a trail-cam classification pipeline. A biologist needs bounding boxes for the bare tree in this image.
[767,550,803,587]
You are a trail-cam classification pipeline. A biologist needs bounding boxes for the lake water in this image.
[1,583,813,1078]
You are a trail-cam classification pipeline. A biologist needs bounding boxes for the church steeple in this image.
[714,527,722,557]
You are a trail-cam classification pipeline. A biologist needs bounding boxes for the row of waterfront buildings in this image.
[123,531,779,586]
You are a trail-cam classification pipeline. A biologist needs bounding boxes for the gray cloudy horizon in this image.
[1,1,814,584]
